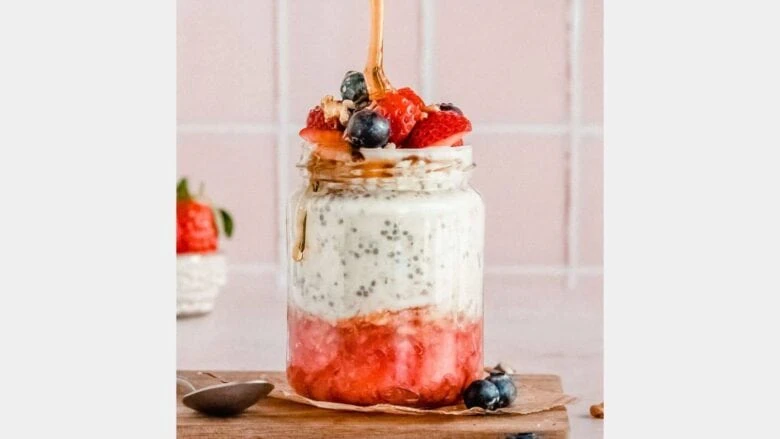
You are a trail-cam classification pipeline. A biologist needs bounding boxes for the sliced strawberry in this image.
[374,91,424,144]
[299,128,352,161]
[396,87,425,110]
[402,111,472,148]
[306,105,340,130]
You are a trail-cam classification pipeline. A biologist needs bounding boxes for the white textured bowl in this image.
[177,253,227,317]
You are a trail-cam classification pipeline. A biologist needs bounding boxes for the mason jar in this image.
[286,144,485,407]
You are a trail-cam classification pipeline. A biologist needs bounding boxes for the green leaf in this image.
[177,178,190,200]
[219,209,234,238]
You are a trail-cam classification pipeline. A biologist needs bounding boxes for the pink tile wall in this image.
[470,134,568,266]
[178,0,275,123]
[582,0,604,123]
[177,0,603,276]
[435,0,569,124]
[580,138,603,265]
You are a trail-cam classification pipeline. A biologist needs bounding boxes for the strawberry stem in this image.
[176,178,190,201]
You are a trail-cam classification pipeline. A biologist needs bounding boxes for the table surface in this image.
[177,270,603,438]
[178,371,571,438]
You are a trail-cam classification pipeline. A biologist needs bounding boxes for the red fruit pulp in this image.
[287,306,483,407]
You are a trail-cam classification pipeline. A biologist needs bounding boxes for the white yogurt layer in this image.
[287,145,484,322]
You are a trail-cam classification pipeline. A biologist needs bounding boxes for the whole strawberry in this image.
[176,178,233,254]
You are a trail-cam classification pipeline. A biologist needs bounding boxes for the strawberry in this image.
[299,128,352,161]
[306,106,340,130]
[176,178,233,254]
[396,87,425,110]
[374,91,424,144]
[403,111,472,148]
[302,103,350,160]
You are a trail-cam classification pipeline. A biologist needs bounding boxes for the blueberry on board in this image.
[340,71,368,105]
[439,103,463,115]
[487,372,517,408]
[505,433,536,439]
[344,109,390,148]
[462,379,500,410]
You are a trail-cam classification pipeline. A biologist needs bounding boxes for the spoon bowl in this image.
[181,379,274,416]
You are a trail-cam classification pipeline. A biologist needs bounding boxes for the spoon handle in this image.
[198,371,230,383]
[176,376,197,392]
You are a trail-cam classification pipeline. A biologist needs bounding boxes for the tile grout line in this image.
[472,123,570,135]
[227,263,603,277]
[566,0,584,289]
[177,122,604,136]
[177,123,277,134]
[484,265,603,276]
[419,0,435,102]
[274,0,290,290]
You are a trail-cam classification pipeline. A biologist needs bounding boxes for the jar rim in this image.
[297,143,475,185]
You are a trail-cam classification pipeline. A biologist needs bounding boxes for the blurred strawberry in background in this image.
[176,177,233,317]
[176,178,233,254]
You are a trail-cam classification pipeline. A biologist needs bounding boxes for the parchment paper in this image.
[260,374,576,416]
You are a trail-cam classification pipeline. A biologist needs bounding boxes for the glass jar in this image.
[286,144,484,408]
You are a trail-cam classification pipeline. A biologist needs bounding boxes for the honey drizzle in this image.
[364,0,393,100]
[291,181,318,262]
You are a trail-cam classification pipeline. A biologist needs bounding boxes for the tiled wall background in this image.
[177,0,603,287]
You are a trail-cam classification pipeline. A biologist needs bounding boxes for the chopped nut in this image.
[319,95,354,126]
[320,95,341,119]
[484,362,516,375]
[590,402,604,419]
[423,104,441,112]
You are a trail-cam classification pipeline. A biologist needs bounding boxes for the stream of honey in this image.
[364,0,393,100]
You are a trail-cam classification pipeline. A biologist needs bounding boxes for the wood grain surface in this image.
[177,371,569,438]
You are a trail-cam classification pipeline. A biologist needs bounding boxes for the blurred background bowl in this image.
[177,253,227,317]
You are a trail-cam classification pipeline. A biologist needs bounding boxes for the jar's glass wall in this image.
[286,146,484,408]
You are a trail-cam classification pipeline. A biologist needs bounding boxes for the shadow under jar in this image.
[286,144,485,408]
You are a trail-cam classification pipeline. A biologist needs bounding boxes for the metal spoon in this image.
[178,372,274,417]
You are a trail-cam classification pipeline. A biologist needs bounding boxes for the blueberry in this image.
[344,109,390,148]
[340,71,368,105]
[487,372,517,408]
[505,434,536,439]
[439,103,463,115]
[462,379,500,410]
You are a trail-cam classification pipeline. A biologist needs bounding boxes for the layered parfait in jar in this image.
[286,0,484,408]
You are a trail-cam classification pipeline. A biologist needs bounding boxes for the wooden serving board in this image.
[177,371,569,438]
